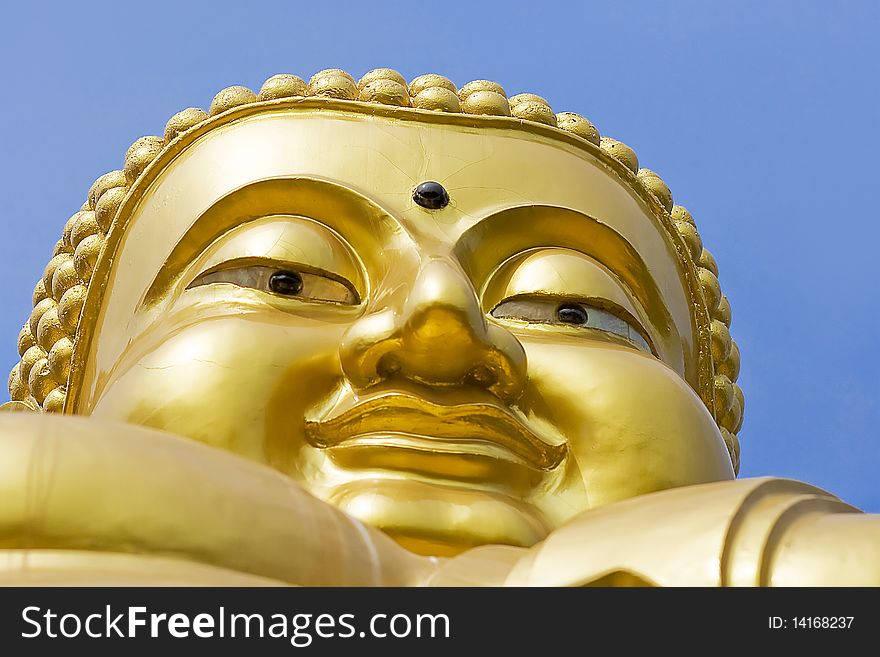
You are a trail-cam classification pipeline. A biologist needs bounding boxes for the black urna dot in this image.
[413,181,450,209]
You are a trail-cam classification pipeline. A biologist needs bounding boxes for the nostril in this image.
[377,353,402,379]
[466,364,498,388]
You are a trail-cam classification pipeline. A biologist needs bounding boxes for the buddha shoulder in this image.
[500,477,880,586]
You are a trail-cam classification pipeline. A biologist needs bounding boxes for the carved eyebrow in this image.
[452,204,675,333]
[143,177,398,308]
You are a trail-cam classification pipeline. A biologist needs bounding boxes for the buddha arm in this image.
[0,413,431,586]
[2,413,875,586]
[763,510,880,586]
[492,478,878,587]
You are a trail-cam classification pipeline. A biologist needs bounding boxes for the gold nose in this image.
[340,258,527,403]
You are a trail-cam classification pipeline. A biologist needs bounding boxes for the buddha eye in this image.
[188,264,360,305]
[490,297,652,353]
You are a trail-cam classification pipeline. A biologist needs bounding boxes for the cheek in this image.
[90,317,346,473]
[519,337,734,508]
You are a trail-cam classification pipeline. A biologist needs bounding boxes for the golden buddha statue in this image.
[2,68,877,586]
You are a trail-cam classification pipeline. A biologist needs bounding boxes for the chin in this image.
[324,477,551,556]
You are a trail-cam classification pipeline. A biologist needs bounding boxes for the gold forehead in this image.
[5,68,743,473]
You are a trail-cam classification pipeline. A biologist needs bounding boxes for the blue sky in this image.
[1,1,878,510]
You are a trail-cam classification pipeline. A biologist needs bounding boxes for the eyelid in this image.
[193,256,356,288]
[179,215,368,301]
[479,248,649,326]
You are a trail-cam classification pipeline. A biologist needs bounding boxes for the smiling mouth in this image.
[304,392,567,472]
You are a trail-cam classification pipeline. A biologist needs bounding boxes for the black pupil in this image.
[556,304,588,325]
[269,270,303,296]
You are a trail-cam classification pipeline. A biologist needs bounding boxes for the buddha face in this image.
[78,105,733,555]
